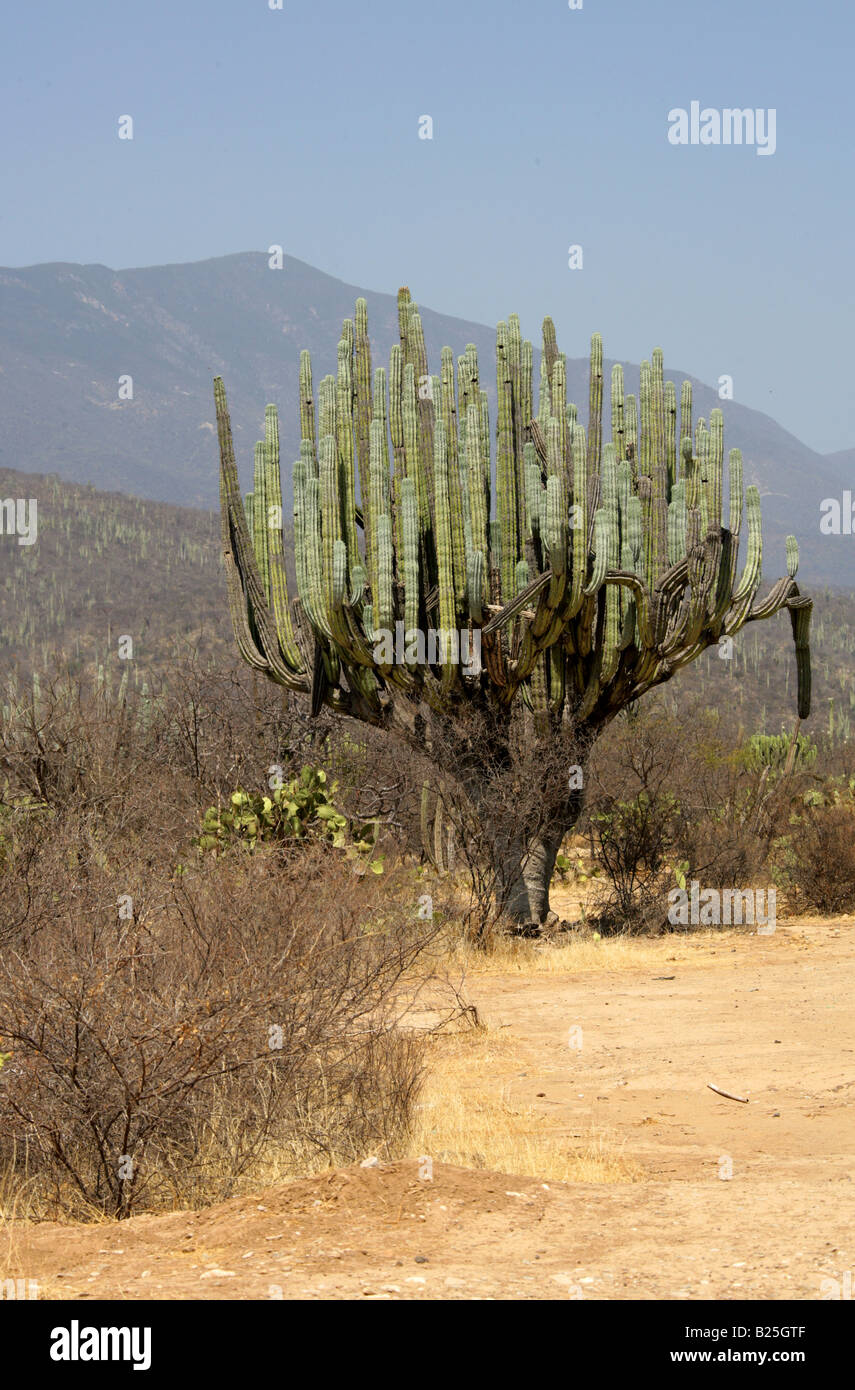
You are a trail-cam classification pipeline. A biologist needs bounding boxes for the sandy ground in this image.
[2,916,853,1301]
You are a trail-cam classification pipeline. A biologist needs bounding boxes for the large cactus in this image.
[215,291,812,924]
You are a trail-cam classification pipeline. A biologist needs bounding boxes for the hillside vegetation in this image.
[1,466,853,740]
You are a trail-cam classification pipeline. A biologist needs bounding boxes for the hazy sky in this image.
[2,0,852,454]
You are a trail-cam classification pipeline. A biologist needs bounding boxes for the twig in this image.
[707,1082,749,1103]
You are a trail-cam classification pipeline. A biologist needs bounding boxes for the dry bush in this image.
[782,803,855,914]
[0,671,184,820]
[583,698,810,933]
[153,650,326,801]
[583,704,688,933]
[665,723,815,893]
[584,791,679,935]
[0,667,442,1219]
[0,839,436,1219]
[0,656,337,826]
[321,721,425,855]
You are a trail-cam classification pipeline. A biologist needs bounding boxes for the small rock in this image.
[360,1156,380,1169]
[414,1255,429,1264]
[200,1269,236,1279]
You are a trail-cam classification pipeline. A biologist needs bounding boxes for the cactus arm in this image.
[215,377,307,691]
[496,321,518,608]
[587,333,603,481]
[263,404,302,671]
[353,298,373,510]
[432,420,458,690]
[216,305,811,731]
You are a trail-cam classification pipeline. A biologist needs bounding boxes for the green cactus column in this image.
[214,291,813,925]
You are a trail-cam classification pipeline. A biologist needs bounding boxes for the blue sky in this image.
[1,0,852,453]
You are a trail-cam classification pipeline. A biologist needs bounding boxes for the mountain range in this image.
[0,251,852,586]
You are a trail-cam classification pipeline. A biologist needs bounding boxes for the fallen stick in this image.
[707,1082,749,1103]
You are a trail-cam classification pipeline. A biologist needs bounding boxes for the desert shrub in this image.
[777,801,855,914]
[0,842,435,1219]
[585,790,681,935]
[320,721,429,862]
[153,652,322,800]
[582,704,691,932]
[665,733,781,893]
[0,670,199,872]
[583,698,824,932]
[0,665,440,1218]
[0,671,163,812]
[0,658,332,823]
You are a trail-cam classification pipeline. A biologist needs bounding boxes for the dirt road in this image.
[4,917,853,1300]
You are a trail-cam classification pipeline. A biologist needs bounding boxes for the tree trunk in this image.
[500,778,586,928]
[414,702,594,936]
[503,826,567,926]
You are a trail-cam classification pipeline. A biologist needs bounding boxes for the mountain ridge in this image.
[0,250,852,583]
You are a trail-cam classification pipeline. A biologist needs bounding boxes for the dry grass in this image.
[407,1030,642,1184]
[443,923,761,976]
[0,1170,35,1286]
